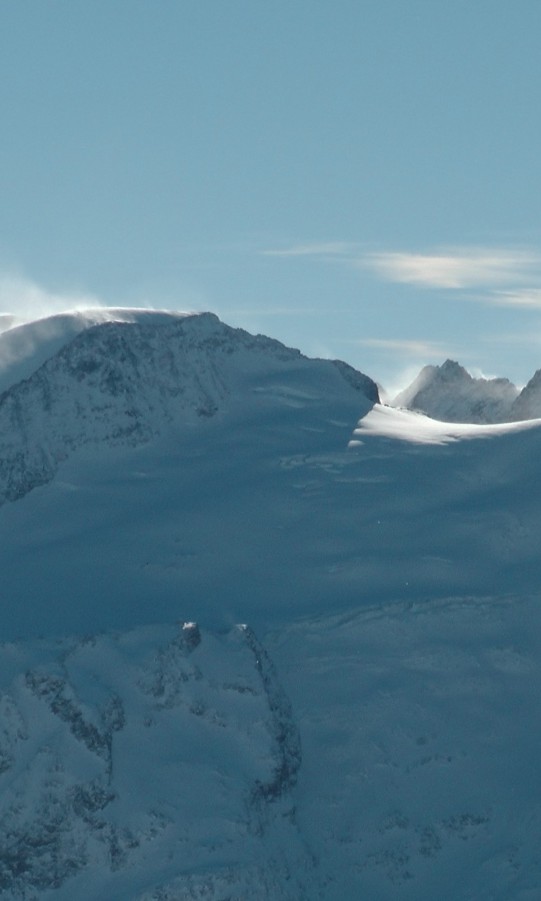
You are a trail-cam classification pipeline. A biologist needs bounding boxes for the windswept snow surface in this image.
[1,313,541,898]
[2,397,538,638]
[352,402,541,444]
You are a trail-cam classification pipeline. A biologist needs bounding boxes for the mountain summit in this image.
[0,310,378,507]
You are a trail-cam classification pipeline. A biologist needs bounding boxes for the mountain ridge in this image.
[392,357,541,423]
[0,311,378,507]
[392,359,520,423]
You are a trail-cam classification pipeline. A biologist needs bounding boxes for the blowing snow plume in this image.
[0,272,107,322]
[0,273,200,395]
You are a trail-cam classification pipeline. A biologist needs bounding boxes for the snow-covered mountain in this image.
[392,359,519,423]
[0,310,378,507]
[2,310,541,899]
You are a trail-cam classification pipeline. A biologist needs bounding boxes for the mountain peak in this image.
[439,358,470,378]
[393,360,518,423]
[0,309,378,507]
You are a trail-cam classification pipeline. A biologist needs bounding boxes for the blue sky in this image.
[1,0,541,391]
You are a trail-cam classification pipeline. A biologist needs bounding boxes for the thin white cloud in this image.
[488,288,541,309]
[362,247,540,290]
[263,242,541,304]
[351,337,449,357]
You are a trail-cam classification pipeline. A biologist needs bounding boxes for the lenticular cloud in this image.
[363,246,540,290]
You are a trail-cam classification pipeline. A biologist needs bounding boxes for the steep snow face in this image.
[393,360,518,423]
[510,368,541,420]
[0,311,378,506]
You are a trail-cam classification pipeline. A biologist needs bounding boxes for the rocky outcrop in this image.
[0,621,317,899]
[241,625,302,806]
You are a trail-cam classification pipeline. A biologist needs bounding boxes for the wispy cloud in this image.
[362,247,540,290]
[351,337,449,358]
[264,241,541,301]
[262,242,355,259]
[487,288,541,309]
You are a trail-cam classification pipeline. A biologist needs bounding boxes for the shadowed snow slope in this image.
[1,312,541,899]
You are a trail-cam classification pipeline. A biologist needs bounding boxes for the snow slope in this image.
[1,311,541,898]
[271,593,541,901]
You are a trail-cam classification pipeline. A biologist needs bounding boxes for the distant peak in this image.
[392,359,519,424]
[439,359,469,377]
